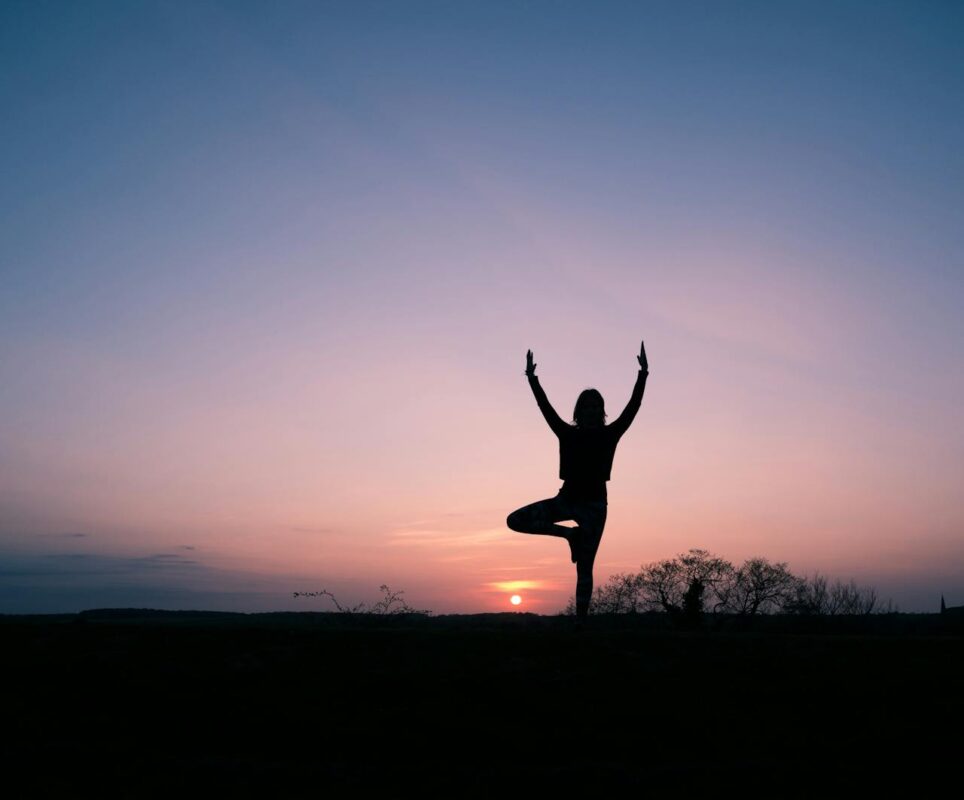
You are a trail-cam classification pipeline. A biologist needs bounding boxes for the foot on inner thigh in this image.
[567,528,582,563]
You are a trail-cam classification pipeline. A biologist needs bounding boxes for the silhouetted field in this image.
[3,610,962,796]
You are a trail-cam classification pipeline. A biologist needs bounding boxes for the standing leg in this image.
[571,501,608,619]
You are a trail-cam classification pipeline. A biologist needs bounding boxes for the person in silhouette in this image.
[506,340,649,620]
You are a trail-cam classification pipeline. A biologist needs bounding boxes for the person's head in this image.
[573,388,606,429]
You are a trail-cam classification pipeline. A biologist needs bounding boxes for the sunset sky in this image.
[2,1,962,614]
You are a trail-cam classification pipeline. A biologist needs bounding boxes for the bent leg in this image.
[506,495,574,538]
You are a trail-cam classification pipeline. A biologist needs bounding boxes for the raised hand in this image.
[637,339,649,372]
[525,349,537,377]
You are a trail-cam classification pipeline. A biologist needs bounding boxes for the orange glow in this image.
[486,580,545,593]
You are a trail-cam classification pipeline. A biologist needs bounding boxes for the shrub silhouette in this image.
[294,584,432,615]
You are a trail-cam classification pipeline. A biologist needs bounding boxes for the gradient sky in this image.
[2,1,962,614]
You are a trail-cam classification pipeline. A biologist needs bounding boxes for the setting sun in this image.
[510,595,522,606]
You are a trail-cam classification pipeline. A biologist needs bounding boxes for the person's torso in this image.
[557,425,621,488]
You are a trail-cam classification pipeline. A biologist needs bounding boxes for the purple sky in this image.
[2,1,962,613]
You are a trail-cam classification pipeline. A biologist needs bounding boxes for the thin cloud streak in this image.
[387,527,512,549]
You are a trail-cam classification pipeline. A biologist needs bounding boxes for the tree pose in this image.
[506,341,649,619]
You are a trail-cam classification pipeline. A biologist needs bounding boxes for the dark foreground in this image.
[3,610,962,797]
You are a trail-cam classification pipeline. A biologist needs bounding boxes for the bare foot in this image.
[567,529,582,564]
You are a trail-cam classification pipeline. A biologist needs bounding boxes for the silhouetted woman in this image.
[507,340,648,619]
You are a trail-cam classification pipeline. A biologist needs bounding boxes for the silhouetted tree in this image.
[640,548,734,615]
[830,578,877,614]
[561,571,647,615]
[782,573,829,614]
[720,557,798,615]
[782,574,878,615]
[564,548,734,616]
[637,556,685,613]
[680,577,705,628]
[564,553,892,618]
[591,571,648,613]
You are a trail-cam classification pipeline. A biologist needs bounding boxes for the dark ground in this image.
[3,610,962,797]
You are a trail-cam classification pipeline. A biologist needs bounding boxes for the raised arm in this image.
[608,340,649,437]
[525,349,570,438]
